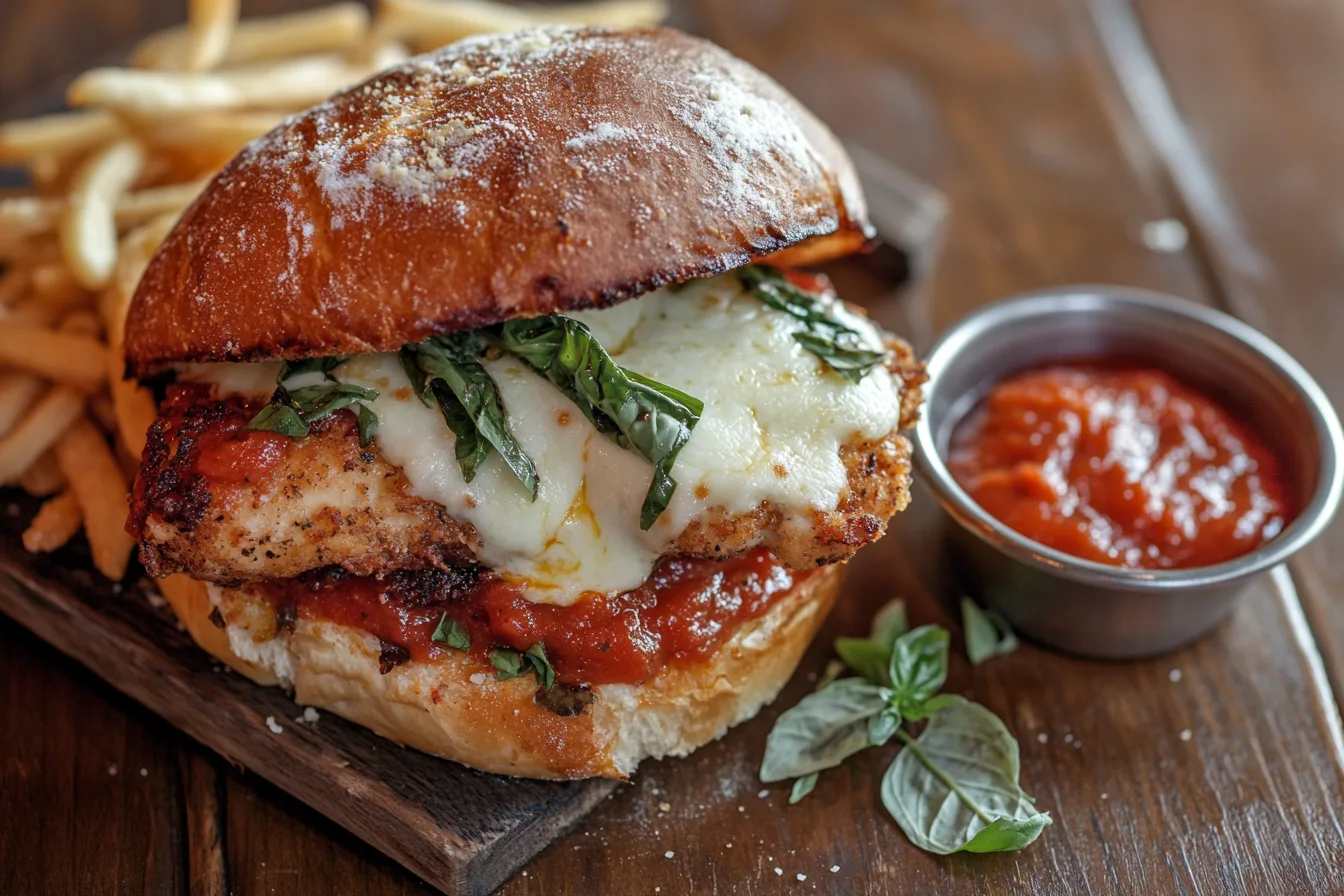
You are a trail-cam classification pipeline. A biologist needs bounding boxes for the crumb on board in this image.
[1169,668,1183,683]
[265,716,283,734]
[1180,729,1193,741]
[139,768,148,777]
[774,868,783,876]
[1037,732,1048,743]
[107,763,117,776]
[1139,218,1189,253]
[797,873,807,881]
[664,850,674,859]
[831,865,840,873]
[757,789,768,798]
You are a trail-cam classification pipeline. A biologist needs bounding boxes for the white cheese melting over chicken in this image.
[181,273,902,604]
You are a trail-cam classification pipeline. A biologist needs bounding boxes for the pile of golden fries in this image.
[0,0,666,581]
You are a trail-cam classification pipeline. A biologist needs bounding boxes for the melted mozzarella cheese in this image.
[181,272,903,604]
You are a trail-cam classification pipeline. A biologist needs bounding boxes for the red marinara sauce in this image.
[261,549,813,687]
[947,362,1293,569]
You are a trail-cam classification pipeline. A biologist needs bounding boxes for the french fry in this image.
[131,3,369,70]
[22,491,84,554]
[0,195,55,237]
[0,110,122,164]
[111,376,157,459]
[180,0,240,72]
[4,300,62,328]
[0,373,47,438]
[0,324,107,389]
[0,236,62,267]
[0,181,204,242]
[89,391,119,432]
[54,417,136,580]
[61,140,147,289]
[69,49,405,118]
[60,310,103,338]
[18,451,67,497]
[367,0,667,53]
[0,268,30,308]
[0,387,85,483]
[103,212,178,342]
[31,264,93,313]
[137,111,283,154]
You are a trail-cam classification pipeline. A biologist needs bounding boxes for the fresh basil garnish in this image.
[789,773,818,804]
[759,678,891,782]
[400,333,538,497]
[491,315,703,529]
[882,696,1051,854]
[762,607,1048,856]
[246,362,381,448]
[279,356,349,381]
[737,265,885,383]
[886,625,950,713]
[490,642,555,691]
[431,614,471,651]
[961,597,1019,666]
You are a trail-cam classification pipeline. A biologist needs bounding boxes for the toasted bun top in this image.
[124,26,873,377]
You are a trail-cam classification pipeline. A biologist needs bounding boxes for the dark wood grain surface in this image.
[3,1,1343,894]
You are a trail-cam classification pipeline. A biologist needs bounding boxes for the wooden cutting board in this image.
[0,150,943,896]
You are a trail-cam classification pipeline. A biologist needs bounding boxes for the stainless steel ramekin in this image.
[913,286,1344,658]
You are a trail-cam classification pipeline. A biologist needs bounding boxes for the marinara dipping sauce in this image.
[947,362,1294,569]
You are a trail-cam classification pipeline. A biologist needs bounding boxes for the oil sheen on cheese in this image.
[182,272,903,604]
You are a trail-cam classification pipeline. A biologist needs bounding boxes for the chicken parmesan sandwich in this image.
[123,26,923,779]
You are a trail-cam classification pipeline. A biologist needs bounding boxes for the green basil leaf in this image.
[789,773,818,804]
[490,642,555,691]
[280,356,348,381]
[246,402,308,438]
[759,678,890,782]
[525,642,555,691]
[835,636,891,687]
[430,614,471,651]
[887,625,949,712]
[287,383,379,422]
[491,648,525,680]
[737,265,884,383]
[868,706,902,746]
[354,403,379,448]
[492,315,702,529]
[400,335,538,497]
[902,692,960,722]
[962,597,1020,665]
[961,816,1053,854]
[881,696,1050,854]
[792,331,885,385]
[246,368,380,442]
[869,598,908,648]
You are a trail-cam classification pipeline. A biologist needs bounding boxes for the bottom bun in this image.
[162,565,843,779]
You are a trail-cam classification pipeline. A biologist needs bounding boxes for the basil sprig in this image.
[760,599,1050,855]
[737,265,885,383]
[246,356,379,447]
[491,315,703,530]
[491,642,555,691]
[431,614,471,651]
[400,333,538,497]
[961,597,1019,665]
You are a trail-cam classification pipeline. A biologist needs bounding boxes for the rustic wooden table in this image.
[4,1,1344,893]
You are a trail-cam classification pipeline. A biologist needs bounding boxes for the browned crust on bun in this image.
[124,27,873,377]
[165,565,841,779]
